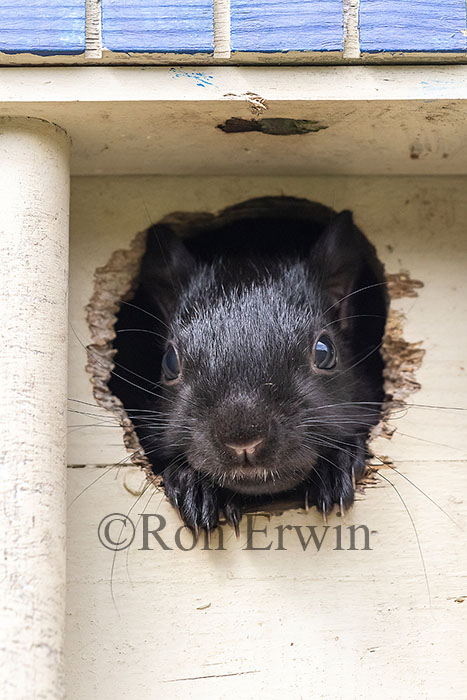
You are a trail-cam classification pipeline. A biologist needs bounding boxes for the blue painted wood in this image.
[360,0,467,52]
[102,0,213,53]
[231,0,343,52]
[0,0,85,54]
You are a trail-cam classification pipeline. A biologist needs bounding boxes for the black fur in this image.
[109,197,388,532]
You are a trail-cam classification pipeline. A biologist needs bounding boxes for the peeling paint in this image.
[85,230,156,481]
[223,92,268,116]
[372,272,425,445]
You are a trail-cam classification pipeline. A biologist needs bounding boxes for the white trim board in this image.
[2,66,467,176]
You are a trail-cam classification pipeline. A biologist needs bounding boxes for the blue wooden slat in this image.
[0,0,85,55]
[360,0,467,52]
[102,0,213,53]
[231,0,343,52]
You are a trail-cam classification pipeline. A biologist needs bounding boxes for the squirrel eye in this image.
[161,344,180,382]
[314,335,337,370]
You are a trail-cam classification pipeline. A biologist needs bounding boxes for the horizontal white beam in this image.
[2,66,467,176]
[2,65,467,102]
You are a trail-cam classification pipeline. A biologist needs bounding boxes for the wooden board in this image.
[359,0,467,53]
[66,460,467,699]
[66,175,467,699]
[4,66,467,176]
[0,0,85,54]
[101,0,214,53]
[230,0,343,52]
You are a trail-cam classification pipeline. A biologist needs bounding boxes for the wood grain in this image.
[66,462,467,699]
[65,173,467,700]
[231,0,343,52]
[102,0,214,53]
[359,0,467,53]
[0,0,85,54]
[0,118,70,700]
[5,66,467,177]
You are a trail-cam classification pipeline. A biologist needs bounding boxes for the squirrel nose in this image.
[224,437,265,460]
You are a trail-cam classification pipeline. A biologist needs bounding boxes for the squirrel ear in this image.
[314,210,366,328]
[139,224,194,319]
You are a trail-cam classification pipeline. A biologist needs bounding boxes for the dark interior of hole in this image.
[109,196,388,509]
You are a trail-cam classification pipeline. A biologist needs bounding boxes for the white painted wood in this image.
[3,66,467,176]
[4,64,467,103]
[0,118,70,700]
[343,0,360,58]
[0,62,464,700]
[66,174,467,697]
[213,0,231,58]
[66,461,467,699]
[85,0,102,59]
